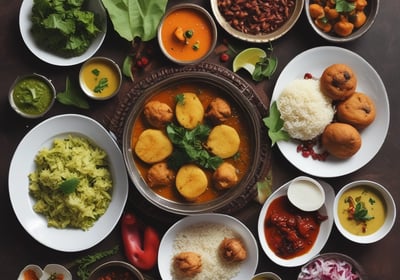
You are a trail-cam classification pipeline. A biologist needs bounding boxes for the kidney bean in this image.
[218,0,296,35]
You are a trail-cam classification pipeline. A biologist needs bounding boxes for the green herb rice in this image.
[29,135,112,230]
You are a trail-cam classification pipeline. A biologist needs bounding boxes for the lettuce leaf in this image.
[101,0,168,42]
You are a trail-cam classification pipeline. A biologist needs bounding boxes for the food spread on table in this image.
[8,0,396,280]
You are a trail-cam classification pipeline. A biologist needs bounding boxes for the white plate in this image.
[8,114,128,252]
[19,0,107,66]
[158,213,258,280]
[271,46,390,177]
[258,178,334,267]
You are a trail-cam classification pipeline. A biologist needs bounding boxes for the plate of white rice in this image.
[158,213,258,280]
[271,46,389,177]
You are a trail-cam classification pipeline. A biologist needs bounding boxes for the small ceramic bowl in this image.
[79,56,122,100]
[252,271,282,280]
[9,73,56,118]
[305,0,379,43]
[88,261,144,280]
[298,253,367,280]
[334,180,396,244]
[157,3,217,65]
[18,264,72,280]
[287,176,325,212]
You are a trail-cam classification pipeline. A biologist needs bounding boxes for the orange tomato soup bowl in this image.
[158,4,217,64]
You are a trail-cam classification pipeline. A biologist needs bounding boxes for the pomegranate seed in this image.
[304,73,313,79]
[140,56,149,66]
[220,52,230,62]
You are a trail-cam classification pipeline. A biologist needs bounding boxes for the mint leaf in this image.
[263,101,290,146]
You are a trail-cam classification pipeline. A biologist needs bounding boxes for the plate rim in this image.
[271,46,390,177]
[8,114,128,252]
[19,0,107,66]
[158,213,259,279]
[257,177,335,267]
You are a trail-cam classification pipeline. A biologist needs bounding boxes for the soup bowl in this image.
[158,3,217,65]
[334,180,396,244]
[122,70,264,215]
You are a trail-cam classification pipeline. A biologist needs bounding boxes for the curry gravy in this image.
[130,83,252,203]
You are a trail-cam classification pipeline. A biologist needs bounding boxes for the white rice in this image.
[277,79,335,141]
[170,223,243,280]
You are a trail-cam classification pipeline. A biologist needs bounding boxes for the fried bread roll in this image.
[134,129,173,164]
[322,122,362,159]
[336,92,376,129]
[206,124,240,158]
[175,92,204,129]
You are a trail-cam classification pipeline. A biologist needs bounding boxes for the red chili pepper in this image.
[121,212,160,270]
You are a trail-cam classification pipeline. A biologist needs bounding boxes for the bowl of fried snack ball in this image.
[319,63,376,159]
[305,0,379,42]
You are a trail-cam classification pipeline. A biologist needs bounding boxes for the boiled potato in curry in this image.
[176,92,204,129]
[131,84,252,203]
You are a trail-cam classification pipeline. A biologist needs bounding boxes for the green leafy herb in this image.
[91,68,100,76]
[166,123,223,170]
[252,42,278,82]
[56,76,90,109]
[67,246,119,280]
[354,201,374,221]
[31,0,103,57]
[263,101,290,146]
[176,94,185,105]
[256,170,273,204]
[93,77,108,93]
[252,56,278,81]
[101,0,168,42]
[335,0,356,13]
[122,55,135,80]
[59,178,80,194]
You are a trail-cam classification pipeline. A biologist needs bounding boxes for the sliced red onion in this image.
[298,257,361,280]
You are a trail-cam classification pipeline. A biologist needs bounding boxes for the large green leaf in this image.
[101,0,167,42]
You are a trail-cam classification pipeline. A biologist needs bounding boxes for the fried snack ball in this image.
[147,162,175,188]
[219,237,247,262]
[213,162,238,189]
[336,92,376,129]
[175,92,204,129]
[206,124,240,159]
[321,122,362,159]
[143,100,173,129]
[320,64,357,100]
[175,164,208,201]
[134,129,173,164]
[173,251,202,277]
[205,97,232,124]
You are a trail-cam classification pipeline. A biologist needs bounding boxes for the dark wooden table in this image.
[1,1,398,279]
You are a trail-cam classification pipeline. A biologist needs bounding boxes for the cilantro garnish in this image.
[166,123,223,170]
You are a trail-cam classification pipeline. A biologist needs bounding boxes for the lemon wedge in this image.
[232,47,267,74]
